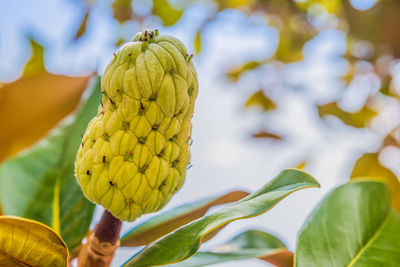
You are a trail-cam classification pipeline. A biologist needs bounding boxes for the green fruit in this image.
[75,30,198,221]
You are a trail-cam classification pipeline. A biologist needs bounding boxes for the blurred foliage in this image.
[0,77,100,252]
[350,152,400,212]
[0,38,90,164]
[5,1,399,194]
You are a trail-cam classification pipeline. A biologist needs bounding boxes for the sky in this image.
[0,0,393,266]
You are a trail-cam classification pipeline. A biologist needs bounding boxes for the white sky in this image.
[1,0,396,266]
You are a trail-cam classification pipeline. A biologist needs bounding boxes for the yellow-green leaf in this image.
[318,102,376,128]
[74,11,89,40]
[226,60,264,82]
[194,31,202,54]
[0,73,90,163]
[350,152,400,212]
[112,0,132,23]
[0,216,68,267]
[152,0,184,26]
[245,90,276,111]
[22,38,45,78]
[121,191,249,247]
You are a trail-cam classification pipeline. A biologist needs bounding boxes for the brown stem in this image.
[95,210,122,243]
[77,210,122,267]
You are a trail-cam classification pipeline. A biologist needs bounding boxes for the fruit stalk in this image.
[77,211,121,267]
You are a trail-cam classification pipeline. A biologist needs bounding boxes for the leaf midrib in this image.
[347,210,391,267]
[0,247,31,267]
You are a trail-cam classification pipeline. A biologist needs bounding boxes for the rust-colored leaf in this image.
[260,249,294,267]
[0,73,90,163]
[252,131,282,140]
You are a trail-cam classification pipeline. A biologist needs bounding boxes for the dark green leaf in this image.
[0,77,102,252]
[124,169,319,266]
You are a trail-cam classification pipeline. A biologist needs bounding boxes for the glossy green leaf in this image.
[296,180,400,266]
[0,216,68,266]
[121,191,249,247]
[167,230,292,267]
[0,77,101,252]
[152,0,183,26]
[124,169,319,266]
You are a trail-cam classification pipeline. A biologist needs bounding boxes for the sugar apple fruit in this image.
[75,29,198,221]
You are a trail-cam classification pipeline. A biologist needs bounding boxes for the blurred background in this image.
[1,0,400,266]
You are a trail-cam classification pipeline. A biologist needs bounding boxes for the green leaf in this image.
[295,180,400,266]
[121,191,249,247]
[167,230,293,267]
[0,216,68,266]
[152,0,184,26]
[124,169,319,266]
[0,77,102,252]
[318,102,377,128]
